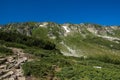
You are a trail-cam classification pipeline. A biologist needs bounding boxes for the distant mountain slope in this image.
[1,22,120,57]
[1,22,120,80]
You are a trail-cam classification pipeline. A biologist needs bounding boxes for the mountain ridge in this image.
[1,22,120,42]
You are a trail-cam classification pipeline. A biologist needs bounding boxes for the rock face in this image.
[0,48,28,80]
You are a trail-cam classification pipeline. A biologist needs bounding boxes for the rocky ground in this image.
[0,48,28,80]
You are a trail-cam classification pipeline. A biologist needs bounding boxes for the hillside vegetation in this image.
[0,22,120,80]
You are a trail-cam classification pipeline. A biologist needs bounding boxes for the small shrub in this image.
[0,46,13,56]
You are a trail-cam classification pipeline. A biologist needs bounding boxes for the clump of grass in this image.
[5,42,28,49]
[0,46,13,56]
[88,52,120,65]
[84,36,120,50]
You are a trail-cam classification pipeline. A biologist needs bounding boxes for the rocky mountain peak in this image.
[1,22,120,39]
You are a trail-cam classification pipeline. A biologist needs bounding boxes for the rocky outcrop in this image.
[0,48,29,80]
[1,22,120,38]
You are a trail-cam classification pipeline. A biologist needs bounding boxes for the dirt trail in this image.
[0,48,29,80]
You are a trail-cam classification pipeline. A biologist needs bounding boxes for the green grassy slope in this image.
[1,22,120,80]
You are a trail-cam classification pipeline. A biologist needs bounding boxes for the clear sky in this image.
[0,0,120,25]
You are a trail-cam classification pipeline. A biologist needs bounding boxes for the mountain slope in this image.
[1,22,120,57]
[0,22,120,80]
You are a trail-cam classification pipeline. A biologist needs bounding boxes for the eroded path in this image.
[0,48,29,80]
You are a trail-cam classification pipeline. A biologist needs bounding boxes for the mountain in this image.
[1,22,120,56]
[0,22,120,80]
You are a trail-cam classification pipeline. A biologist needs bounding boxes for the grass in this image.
[1,26,120,79]
[21,40,120,79]
[23,47,120,80]
[2,30,118,79]
[32,27,49,40]
[56,60,120,80]
[0,46,13,56]
[22,48,72,79]
[0,40,28,49]
[84,36,120,50]
[0,31,56,50]
[88,52,120,65]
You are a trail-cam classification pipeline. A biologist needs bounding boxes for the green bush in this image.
[0,31,56,50]
[22,61,52,77]
[56,60,120,80]
[32,27,48,40]
[0,46,13,56]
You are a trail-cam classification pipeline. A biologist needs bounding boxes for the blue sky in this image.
[0,0,120,25]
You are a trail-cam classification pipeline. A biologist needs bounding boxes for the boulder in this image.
[7,57,15,63]
[0,71,14,80]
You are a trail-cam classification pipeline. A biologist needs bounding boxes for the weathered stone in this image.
[0,70,4,75]
[15,57,27,68]
[7,64,14,69]
[15,69,23,77]
[0,71,14,80]
[0,69,9,74]
[0,48,30,80]
[0,58,6,61]
[0,65,7,69]
[93,66,102,69]
[17,77,25,80]
[8,77,15,80]
[7,57,15,63]
[10,75,17,80]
